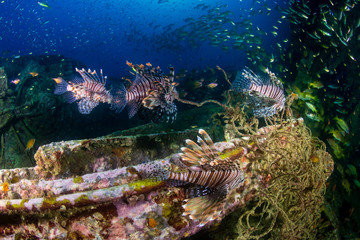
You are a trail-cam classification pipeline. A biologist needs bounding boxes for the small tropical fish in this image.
[25,138,35,151]
[328,84,339,89]
[11,79,20,85]
[341,179,351,195]
[207,82,218,88]
[157,129,246,226]
[192,79,203,89]
[1,182,9,193]
[328,129,343,141]
[37,1,50,8]
[53,68,112,114]
[346,164,357,178]
[353,179,360,188]
[305,112,323,122]
[308,81,324,89]
[112,61,178,123]
[327,138,343,158]
[29,72,39,77]
[305,102,317,112]
[232,67,285,117]
[334,116,349,134]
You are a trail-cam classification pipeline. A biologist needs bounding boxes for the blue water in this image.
[0,0,289,78]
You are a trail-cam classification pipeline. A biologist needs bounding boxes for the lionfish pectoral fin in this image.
[127,100,140,118]
[184,185,216,198]
[77,99,99,114]
[179,129,218,167]
[62,91,76,104]
[110,83,127,113]
[183,192,226,226]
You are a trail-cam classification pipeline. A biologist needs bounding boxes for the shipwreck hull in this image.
[0,119,334,239]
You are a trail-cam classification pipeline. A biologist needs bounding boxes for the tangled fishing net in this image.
[217,91,334,239]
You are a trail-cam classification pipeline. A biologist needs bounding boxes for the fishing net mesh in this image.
[219,93,333,239]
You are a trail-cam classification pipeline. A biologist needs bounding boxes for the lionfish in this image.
[112,61,178,123]
[53,68,111,114]
[232,67,285,117]
[145,129,246,226]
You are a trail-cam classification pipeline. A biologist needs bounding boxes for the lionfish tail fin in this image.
[183,193,225,227]
[111,83,127,113]
[179,129,218,166]
[53,77,69,95]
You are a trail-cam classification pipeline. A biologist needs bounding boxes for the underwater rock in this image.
[0,67,7,98]
[0,119,334,239]
[34,129,203,179]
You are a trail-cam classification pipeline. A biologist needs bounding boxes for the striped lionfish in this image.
[232,67,285,117]
[53,68,111,114]
[146,129,246,226]
[112,61,178,123]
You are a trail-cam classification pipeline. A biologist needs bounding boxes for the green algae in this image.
[73,176,84,184]
[127,178,164,192]
[6,199,29,210]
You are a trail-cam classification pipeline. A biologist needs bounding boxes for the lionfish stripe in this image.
[168,67,175,82]
[169,169,240,189]
[75,68,108,93]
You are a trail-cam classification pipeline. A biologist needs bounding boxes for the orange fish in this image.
[11,79,20,85]
[147,218,158,228]
[29,72,39,77]
[207,83,218,88]
[1,182,9,193]
[25,138,35,151]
